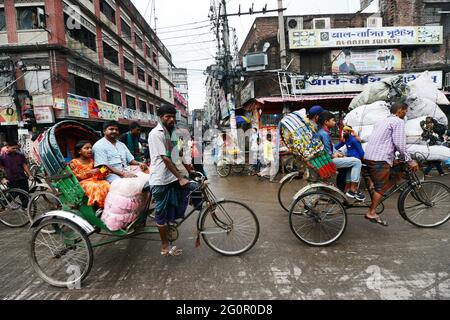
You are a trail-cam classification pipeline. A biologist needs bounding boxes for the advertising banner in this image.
[291,70,443,94]
[67,94,89,118]
[34,106,55,124]
[88,98,100,119]
[331,49,402,73]
[0,105,19,125]
[289,26,443,49]
[96,101,119,120]
[53,98,66,110]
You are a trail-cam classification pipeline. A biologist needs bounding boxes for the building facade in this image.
[174,88,188,130]
[203,64,221,130]
[0,0,176,142]
[237,2,449,134]
[173,67,188,106]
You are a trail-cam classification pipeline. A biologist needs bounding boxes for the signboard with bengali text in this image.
[289,26,443,49]
[67,94,89,118]
[291,71,443,94]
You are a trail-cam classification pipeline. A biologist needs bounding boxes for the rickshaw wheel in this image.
[289,191,347,247]
[30,218,93,288]
[216,160,231,177]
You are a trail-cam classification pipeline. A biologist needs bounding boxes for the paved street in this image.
[1,167,449,300]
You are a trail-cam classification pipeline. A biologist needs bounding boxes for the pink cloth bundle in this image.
[101,193,146,231]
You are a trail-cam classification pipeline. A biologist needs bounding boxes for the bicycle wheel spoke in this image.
[201,201,259,256]
[401,182,450,228]
[290,191,346,246]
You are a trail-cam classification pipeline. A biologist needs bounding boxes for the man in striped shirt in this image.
[364,102,419,226]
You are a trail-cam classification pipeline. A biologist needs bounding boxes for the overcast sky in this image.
[131,0,369,111]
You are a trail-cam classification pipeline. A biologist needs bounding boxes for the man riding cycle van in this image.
[364,102,419,227]
[317,111,366,202]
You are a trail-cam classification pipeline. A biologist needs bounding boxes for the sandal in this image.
[364,215,388,227]
[161,246,183,257]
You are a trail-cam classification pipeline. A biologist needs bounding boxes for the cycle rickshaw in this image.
[279,112,450,247]
[28,121,260,287]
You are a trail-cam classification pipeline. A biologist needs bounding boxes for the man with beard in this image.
[93,121,147,184]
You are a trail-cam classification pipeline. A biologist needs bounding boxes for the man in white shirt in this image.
[93,121,147,184]
[149,105,195,257]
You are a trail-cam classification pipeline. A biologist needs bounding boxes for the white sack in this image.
[406,144,450,162]
[352,125,375,143]
[407,71,450,105]
[405,116,427,136]
[405,95,448,126]
[344,101,391,127]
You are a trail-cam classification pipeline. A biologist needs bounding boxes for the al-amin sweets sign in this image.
[289,26,443,49]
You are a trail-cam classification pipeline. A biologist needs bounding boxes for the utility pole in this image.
[278,0,287,70]
[222,0,231,90]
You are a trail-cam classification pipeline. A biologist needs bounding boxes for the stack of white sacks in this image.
[345,71,450,162]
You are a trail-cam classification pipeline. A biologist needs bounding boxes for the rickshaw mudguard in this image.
[30,210,95,234]
[280,171,300,184]
[293,183,346,202]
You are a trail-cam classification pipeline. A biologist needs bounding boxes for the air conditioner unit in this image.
[286,17,304,31]
[312,18,331,30]
[243,53,268,71]
[367,17,383,28]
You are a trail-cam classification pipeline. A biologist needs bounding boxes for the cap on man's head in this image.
[308,105,325,118]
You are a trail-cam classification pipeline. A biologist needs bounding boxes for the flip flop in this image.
[364,215,388,227]
[161,246,183,257]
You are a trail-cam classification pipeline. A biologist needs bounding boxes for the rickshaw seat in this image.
[38,121,102,206]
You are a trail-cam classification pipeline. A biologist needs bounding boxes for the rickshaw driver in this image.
[364,102,419,227]
[93,121,148,184]
[149,105,197,257]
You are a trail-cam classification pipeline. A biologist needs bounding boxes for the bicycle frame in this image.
[85,177,221,248]
[349,164,423,212]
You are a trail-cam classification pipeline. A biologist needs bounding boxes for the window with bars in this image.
[65,13,97,51]
[126,94,136,110]
[135,34,143,50]
[121,18,131,39]
[74,75,99,99]
[100,0,116,25]
[424,7,442,25]
[148,74,153,87]
[106,87,122,106]
[16,6,46,30]
[103,41,119,65]
[0,9,6,31]
[139,100,147,113]
[137,67,145,82]
[124,57,134,75]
